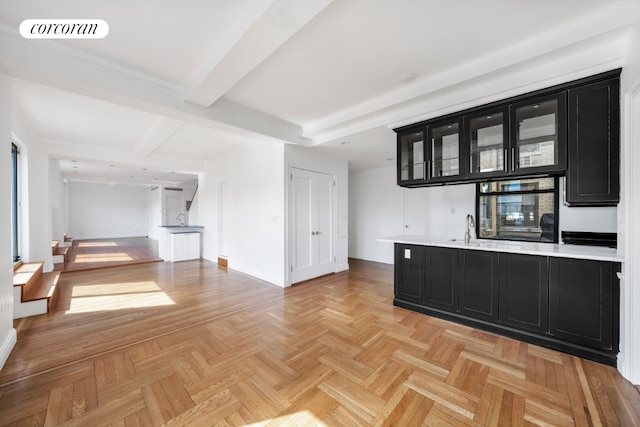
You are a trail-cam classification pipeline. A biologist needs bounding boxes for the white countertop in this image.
[377,235,623,262]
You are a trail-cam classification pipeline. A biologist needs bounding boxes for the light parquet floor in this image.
[2,258,640,426]
[54,237,162,272]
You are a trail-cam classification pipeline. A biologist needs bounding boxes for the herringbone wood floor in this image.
[2,258,640,426]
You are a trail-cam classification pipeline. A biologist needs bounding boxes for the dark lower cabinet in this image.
[394,244,425,305]
[499,253,549,333]
[425,247,458,312]
[459,250,499,322]
[393,244,620,366]
[549,257,618,351]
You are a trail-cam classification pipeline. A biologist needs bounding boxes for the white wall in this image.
[146,186,162,240]
[49,158,65,244]
[200,140,286,287]
[0,75,16,371]
[285,145,350,276]
[13,110,52,270]
[349,166,475,264]
[349,166,403,264]
[68,182,147,239]
[350,166,620,264]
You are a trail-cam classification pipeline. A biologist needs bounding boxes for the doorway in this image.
[290,167,336,283]
[164,191,185,225]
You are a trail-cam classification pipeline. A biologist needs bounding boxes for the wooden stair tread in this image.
[13,262,44,287]
[22,271,61,302]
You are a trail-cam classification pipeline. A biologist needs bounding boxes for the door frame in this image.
[620,76,640,384]
[286,164,338,286]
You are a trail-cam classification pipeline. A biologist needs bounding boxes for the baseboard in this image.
[0,328,17,371]
[337,262,350,272]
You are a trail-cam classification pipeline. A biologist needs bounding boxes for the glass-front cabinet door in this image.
[465,107,509,179]
[397,129,425,185]
[428,118,462,182]
[510,93,566,174]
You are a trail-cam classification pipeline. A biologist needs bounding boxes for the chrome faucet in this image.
[176,213,185,225]
[465,214,476,243]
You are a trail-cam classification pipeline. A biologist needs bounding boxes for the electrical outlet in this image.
[450,207,456,214]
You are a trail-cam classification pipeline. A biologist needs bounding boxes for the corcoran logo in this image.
[19,19,109,39]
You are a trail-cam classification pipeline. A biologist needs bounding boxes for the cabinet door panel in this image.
[459,250,499,321]
[567,78,619,206]
[510,92,566,175]
[398,130,426,185]
[549,258,615,350]
[427,118,464,183]
[465,107,509,179]
[425,247,458,312]
[394,244,425,304]
[499,253,548,333]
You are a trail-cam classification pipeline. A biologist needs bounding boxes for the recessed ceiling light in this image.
[340,141,350,146]
[400,73,416,83]
[71,160,77,163]
[142,168,147,171]
[386,158,394,161]
[109,164,115,167]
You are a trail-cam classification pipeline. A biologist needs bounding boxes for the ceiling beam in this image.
[134,117,183,159]
[183,0,334,108]
[0,25,310,146]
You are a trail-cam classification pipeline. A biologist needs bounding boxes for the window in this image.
[477,177,558,243]
[11,143,20,262]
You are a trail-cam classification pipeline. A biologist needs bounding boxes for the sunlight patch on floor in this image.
[66,280,175,313]
[243,411,326,426]
[77,242,119,247]
[74,253,134,262]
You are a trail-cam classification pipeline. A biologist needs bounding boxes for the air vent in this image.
[149,186,159,191]
[165,187,183,191]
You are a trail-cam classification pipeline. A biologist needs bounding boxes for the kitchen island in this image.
[379,235,622,366]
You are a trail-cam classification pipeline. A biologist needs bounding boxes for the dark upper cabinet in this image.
[394,244,425,305]
[510,92,567,175]
[459,250,499,322]
[397,118,464,186]
[425,247,459,312]
[427,118,464,183]
[566,78,620,206]
[397,130,426,186]
[499,253,549,333]
[549,257,618,351]
[465,107,509,180]
[396,69,619,189]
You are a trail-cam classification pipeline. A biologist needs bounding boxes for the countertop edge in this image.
[378,235,623,263]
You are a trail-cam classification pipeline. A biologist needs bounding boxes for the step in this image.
[22,271,61,308]
[52,240,59,255]
[64,233,73,243]
[13,261,43,290]
[54,246,70,263]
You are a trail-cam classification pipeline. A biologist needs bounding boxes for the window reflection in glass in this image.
[515,99,559,169]
[431,123,459,177]
[477,177,557,242]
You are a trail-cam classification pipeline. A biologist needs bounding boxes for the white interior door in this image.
[291,168,335,283]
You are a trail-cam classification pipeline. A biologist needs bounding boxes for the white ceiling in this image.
[0,0,638,185]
